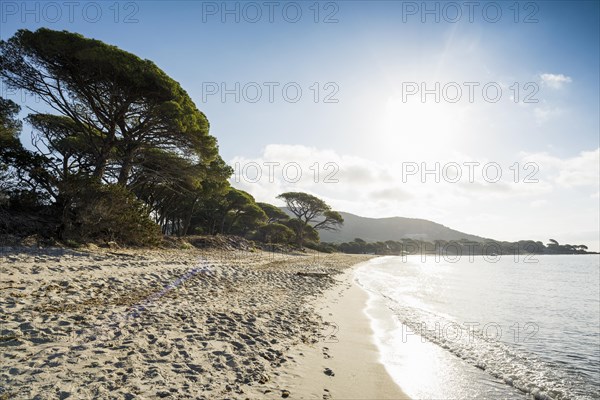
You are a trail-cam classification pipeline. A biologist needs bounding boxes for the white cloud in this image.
[230,145,567,210]
[368,187,412,202]
[456,179,553,199]
[229,144,390,207]
[540,73,572,89]
[533,105,564,124]
[556,149,600,187]
[530,199,548,208]
[521,148,600,188]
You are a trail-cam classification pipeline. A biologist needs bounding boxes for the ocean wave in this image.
[356,270,597,400]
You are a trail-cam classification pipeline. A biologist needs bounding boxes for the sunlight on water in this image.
[363,291,527,399]
[356,255,600,400]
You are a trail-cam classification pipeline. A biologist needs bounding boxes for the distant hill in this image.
[313,211,488,243]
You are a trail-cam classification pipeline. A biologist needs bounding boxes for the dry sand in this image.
[0,246,407,399]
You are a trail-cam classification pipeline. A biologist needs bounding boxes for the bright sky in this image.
[2,1,599,250]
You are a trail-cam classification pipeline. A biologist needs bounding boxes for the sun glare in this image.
[378,95,471,159]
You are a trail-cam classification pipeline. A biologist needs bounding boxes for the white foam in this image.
[355,258,596,400]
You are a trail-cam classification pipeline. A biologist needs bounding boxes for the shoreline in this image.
[275,263,410,399]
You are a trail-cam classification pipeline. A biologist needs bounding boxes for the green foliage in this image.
[0,98,46,203]
[277,192,329,220]
[60,180,161,246]
[221,188,266,234]
[257,202,289,223]
[282,218,320,248]
[0,98,22,185]
[0,97,21,194]
[276,192,342,247]
[331,238,592,255]
[0,97,21,144]
[0,29,232,245]
[304,241,337,253]
[0,28,219,187]
[543,239,589,254]
[185,186,267,237]
[131,151,232,236]
[255,223,294,244]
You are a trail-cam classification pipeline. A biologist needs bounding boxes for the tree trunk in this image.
[296,226,304,248]
[91,157,108,181]
[117,157,133,186]
[182,213,192,236]
[181,197,198,236]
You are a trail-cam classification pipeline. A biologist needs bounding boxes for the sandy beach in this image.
[275,266,409,399]
[0,245,407,399]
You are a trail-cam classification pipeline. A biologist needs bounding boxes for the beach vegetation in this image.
[276,192,343,248]
[0,29,239,245]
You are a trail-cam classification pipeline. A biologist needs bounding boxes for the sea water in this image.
[355,254,600,399]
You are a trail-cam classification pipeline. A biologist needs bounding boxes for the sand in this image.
[275,267,410,399]
[0,246,407,399]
